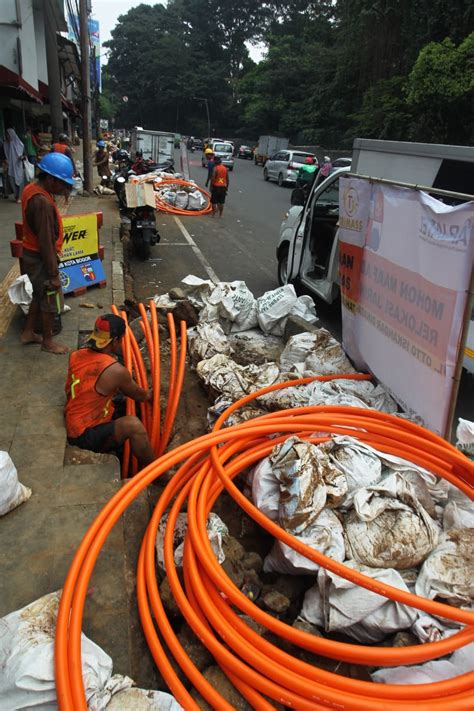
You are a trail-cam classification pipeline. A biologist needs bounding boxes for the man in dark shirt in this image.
[20,152,74,354]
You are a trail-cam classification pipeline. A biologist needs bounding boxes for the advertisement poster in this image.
[59,214,106,294]
[339,176,474,434]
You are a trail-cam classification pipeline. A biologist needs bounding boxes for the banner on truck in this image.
[339,177,474,434]
[59,214,106,294]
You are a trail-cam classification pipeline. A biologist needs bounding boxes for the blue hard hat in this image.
[97,140,106,147]
[37,152,74,186]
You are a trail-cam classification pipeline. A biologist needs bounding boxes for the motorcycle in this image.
[112,156,174,260]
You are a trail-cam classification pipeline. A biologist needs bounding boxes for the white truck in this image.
[254,135,289,166]
[130,128,175,165]
[276,138,474,373]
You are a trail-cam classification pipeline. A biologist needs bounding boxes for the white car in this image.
[264,150,317,186]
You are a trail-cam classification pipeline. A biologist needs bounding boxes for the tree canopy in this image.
[103,0,474,147]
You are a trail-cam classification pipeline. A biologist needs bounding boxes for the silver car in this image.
[211,141,234,171]
[263,150,317,186]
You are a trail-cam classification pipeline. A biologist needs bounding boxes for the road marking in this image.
[173,216,220,283]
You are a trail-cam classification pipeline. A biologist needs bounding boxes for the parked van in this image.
[276,138,474,373]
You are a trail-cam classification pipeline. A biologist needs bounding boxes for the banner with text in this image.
[59,213,106,294]
[339,177,474,434]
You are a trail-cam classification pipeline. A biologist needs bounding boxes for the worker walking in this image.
[50,133,76,175]
[20,152,73,354]
[65,314,155,469]
[210,156,229,217]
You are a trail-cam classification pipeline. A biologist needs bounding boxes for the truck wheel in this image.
[263,168,269,181]
[277,244,289,285]
[278,173,285,187]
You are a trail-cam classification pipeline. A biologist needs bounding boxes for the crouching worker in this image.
[65,314,155,469]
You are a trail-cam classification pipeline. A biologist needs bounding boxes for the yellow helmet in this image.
[205,147,213,155]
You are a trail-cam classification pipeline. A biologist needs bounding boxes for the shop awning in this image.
[0,65,43,104]
[57,36,81,83]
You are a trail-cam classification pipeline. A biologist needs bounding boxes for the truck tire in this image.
[263,168,269,181]
[277,244,289,285]
[278,173,285,187]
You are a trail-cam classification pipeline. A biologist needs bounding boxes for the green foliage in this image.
[103,0,474,146]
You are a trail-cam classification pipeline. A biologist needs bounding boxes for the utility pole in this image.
[44,0,63,141]
[79,0,93,192]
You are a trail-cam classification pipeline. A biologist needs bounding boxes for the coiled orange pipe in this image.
[154,177,212,216]
[55,374,474,710]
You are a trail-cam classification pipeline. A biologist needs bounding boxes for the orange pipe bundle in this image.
[55,374,474,710]
[111,301,187,476]
[154,177,213,216]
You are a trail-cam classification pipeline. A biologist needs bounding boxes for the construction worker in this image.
[210,156,229,217]
[50,134,76,175]
[65,314,155,468]
[20,152,73,354]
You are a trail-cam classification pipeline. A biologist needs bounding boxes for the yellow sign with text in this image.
[60,213,99,262]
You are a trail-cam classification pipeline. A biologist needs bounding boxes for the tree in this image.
[406,33,474,143]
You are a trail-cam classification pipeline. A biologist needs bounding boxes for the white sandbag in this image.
[187,190,205,210]
[328,439,382,503]
[456,418,474,458]
[270,437,347,532]
[263,509,345,575]
[187,322,233,365]
[105,687,183,710]
[412,613,463,644]
[202,281,258,333]
[371,642,474,684]
[251,456,280,521]
[257,383,312,412]
[207,395,265,428]
[307,379,397,413]
[0,591,134,710]
[156,512,228,571]
[175,190,188,209]
[442,488,474,530]
[0,451,31,516]
[345,472,439,569]
[415,529,474,606]
[256,285,298,336]
[228,329,285,366]
[8,274,33,315]
[279,330,356,376]
[196,354,281,401]
[162,190,176,206]
[300,562,418,643]
[181,275,216,309]
[290,295,318,325]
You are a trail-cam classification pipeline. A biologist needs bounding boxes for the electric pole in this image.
[44,0,63,141]
[79,0,93,192]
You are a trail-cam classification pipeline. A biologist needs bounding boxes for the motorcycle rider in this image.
[296,156,318,197]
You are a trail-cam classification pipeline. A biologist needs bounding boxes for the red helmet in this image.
[305,156,316,164]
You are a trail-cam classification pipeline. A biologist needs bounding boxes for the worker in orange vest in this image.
[65,314,155,468]
[210,156,229,217]
[20,152,73,354]
[50,133,76,175]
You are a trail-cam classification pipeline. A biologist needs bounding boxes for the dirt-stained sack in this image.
[415,529,474,606]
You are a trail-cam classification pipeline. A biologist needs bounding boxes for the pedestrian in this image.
[24,126,40,165]
[50,133,76,175]
[64,314,155,469]
[20,152,73,354]
[315,155,333,186]
[4,128,26,203]
[204,151,215,188]
[210,156,229,217]
[94,140,111,182]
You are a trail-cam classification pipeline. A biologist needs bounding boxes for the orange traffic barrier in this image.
[55,373,474,709]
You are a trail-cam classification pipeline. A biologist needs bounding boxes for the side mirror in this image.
[291,188,305,206]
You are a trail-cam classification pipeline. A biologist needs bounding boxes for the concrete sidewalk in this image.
[0,193,152,683]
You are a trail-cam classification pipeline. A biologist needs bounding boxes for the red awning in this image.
[0,65,43,103]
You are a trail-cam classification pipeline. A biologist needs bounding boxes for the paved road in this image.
[130,148,293,301]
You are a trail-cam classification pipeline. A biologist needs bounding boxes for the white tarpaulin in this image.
[338,177,474,434]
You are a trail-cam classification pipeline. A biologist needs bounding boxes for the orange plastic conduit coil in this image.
[154,177,213,216]
[55,374,474,710]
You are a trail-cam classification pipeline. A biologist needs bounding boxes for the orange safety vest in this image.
[212,164,228,187]
[52,143,67,154]
[21,182,64,254]
[65,349,117,438]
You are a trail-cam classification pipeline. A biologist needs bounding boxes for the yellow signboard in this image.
[60,213,99,261]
